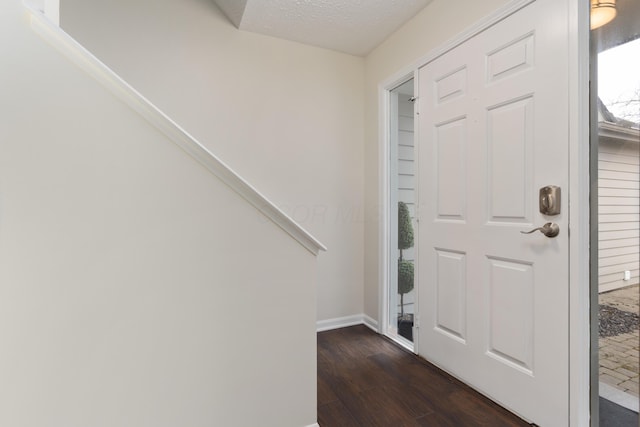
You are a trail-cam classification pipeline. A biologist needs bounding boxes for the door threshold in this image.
[599,382,639,413]
[385,332,414,353]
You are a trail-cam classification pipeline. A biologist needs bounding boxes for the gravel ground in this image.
[599,304,640,338]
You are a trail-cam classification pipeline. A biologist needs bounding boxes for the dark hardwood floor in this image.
[317,325,531,427]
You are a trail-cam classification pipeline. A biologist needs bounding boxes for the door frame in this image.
[378,0,591,424]
[379,71,418,352]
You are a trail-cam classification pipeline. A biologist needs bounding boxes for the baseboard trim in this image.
[317,314,379,332]
[305,423,320,427]
[363,314,379,331]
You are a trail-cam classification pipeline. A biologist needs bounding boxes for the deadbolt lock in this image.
[539,185,561,216]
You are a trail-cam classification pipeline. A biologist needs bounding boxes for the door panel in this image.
[417,0,569,424]
[435,249,467,342]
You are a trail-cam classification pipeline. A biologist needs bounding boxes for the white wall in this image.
[0,2,317,425]
[363,0,511,322]
[599,139,640,292]
[60,0,365,323]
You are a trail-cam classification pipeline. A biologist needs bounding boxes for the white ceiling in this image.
[213,0,433,56]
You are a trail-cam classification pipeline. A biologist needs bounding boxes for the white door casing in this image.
[417,0,569,425]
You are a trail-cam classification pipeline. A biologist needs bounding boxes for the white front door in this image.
[417,0,569,425]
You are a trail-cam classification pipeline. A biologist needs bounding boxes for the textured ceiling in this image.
[213,0,433,56]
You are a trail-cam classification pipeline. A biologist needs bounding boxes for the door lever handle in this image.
[520,222,559,238]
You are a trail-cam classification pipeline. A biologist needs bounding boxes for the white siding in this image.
[397,97,416,312]
[397,96,416,234]
[397,94,416,261]
[598,139,640,293]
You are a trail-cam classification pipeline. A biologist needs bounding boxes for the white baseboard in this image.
[316,314,362,332]
[316,314,379,332]
[305,424,320,427]
[363,314,379,331]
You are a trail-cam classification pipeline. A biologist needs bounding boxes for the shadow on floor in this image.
[600,397,639,427]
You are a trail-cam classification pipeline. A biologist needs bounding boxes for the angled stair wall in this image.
[0,3,322,426]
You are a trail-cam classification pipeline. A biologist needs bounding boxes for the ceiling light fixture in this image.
[591,0,617,30]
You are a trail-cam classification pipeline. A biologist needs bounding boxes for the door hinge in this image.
[414,314,420,328]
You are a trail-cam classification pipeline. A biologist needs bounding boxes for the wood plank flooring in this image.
[318,325,531,427]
